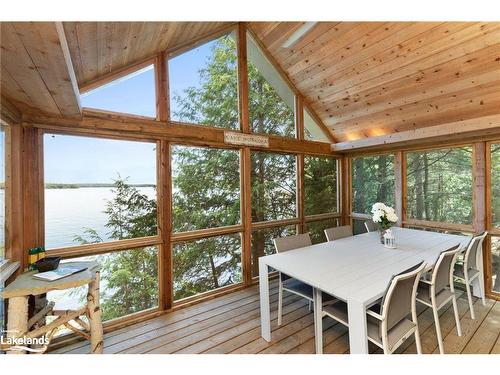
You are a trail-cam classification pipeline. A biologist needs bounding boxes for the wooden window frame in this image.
[7,22,341,331]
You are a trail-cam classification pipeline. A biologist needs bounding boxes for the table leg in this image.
[347,299,368,354]
[87,271,103,354]
[313,288,323,354]
[259,259,271,342]
[6,296,28,354]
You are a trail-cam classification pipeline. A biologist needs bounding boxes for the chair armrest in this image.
[419,279,433,285]
[366,309,383,321]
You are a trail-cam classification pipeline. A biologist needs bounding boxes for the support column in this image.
[472,142,487,298]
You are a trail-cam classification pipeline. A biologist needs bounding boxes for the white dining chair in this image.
[453,231,487,319]
[416,244,462,354]
[320,261,427,354]
[364,220,378,233]
[273,233,335,325]
[324,225,353,241]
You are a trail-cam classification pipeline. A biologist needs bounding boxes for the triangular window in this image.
[81,64,156,118]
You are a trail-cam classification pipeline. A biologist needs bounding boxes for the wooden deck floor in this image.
[52,280,500,354]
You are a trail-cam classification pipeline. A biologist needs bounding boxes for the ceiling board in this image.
[249,21,500,142]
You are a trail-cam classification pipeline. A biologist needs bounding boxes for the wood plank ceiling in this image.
[249,22,500,142]
[2,21,499,144]
[62,22,232,86]
[1,22,82,118]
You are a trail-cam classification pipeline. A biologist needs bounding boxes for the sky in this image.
[49,39,215,184]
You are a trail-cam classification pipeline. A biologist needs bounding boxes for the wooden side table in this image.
[1,261,103,354]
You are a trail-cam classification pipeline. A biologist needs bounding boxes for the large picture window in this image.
[172,145,240,233]
[247,34,295,138]
[406,147,472,224]
[351,154,394,214]
[251,225,296,277]
[173,234,242,300]
[304,156,337,216]
[47,246,158,322]
[251,152,297,222]
[169,32,238,129]
[489,143,500,293]
[44,134,157,249]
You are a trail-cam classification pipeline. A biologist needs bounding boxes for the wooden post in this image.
[340,156,351,226]
[241,148,252,285]
[157,140,173,310]
[155,53,169,122]
[297,154,305,234]
[472,142,487,298]
[237,22,253,285]
[86,272,103,354]
[21,125,43,267]
[6,296,28,354]
[394,151,404,227]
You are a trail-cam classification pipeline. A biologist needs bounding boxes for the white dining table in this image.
[258,227,472,354]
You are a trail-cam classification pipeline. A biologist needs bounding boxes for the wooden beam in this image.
[155,54,169,122]
[473,142,487,234]
[1,96,21,125]
[237,23,250,134]
[158,140,172,310]
[4,125,24,271]
[23,110,337,156]
[332,115,500,152]
[394,151,403,227]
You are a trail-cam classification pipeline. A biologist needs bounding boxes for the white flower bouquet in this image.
[371,202,398,230]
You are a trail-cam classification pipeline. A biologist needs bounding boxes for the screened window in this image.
[251,152,296,222]
[489,144,500,294]
[305,219,338,244]
[171,145,240,232]
[304,108,329,143]
[44,134,157,249]
[81,65,156,118]
[304,156,337,216]
[47,246,158,322]
[491,143,500,227]
[406,147,472,224]
[173,234,242,300]
[169,32,238,129]
[247,34,295,138]
[351,154,395,214]
[251,225,296,277]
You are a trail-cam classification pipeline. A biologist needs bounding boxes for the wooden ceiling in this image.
[63,22,232,86]
[1,21,499,147]
[249,22,500,142]
[1,22,81,118]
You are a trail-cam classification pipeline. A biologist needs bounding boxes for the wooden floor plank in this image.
[434,298,495,354]
[462,301,500,354]
[402,292,469,354]
[49,281,499,355]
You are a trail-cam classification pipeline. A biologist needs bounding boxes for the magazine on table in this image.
[32,264,88,282]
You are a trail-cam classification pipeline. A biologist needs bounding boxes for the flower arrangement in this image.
[371,202,398,231]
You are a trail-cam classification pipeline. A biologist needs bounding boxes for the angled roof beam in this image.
[332,114,500,152]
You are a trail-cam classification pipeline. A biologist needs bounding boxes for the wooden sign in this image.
[224,131,269,148]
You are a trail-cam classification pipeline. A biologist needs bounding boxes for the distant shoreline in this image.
[45,183,156,189]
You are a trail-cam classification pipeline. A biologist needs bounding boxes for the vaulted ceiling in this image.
[2,21,500,146]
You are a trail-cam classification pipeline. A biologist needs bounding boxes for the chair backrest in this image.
[464,232,487,270]
[380,261,426,332]
[364,220,378,233]
[324,225,353,241]
[273,233,312,253]
[432,244,461,293]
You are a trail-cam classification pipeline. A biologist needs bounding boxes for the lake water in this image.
[45,187,156,249]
